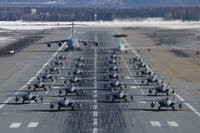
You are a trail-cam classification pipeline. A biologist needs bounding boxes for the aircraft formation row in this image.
[8,23,183,111]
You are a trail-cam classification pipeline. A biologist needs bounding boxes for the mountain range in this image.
[0,0,200,7]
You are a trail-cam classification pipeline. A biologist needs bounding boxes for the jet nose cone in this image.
[167,100,172,105]
[119,92,124,98]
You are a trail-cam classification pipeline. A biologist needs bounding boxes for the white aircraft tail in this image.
[71,22,74,39]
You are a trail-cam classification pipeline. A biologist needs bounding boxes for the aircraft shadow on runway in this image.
[19,108,89,113]
[24,50,65,53]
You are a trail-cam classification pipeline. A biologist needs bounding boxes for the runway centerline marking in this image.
[93,128,98,133]
[0,34,72,109]
[27,122,39,128]
[93,118,98,126]
[93,111,98,117]
[9,123,21,128]
[93,104,98,110]
[121,36,200,118]
[94,90,97,94]
[93,94,97,99]
[93,46,98,133]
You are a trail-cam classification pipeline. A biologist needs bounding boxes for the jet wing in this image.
[59,76,94,81]
[97,80,111,84]
[43,99,95,104]
[8,92,27,97]
[42,99,62,104]
[52,86,95,90]
[70,99,95,103]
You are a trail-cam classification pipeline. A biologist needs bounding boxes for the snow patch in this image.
[0,18,200,30]
[0,37,15,42]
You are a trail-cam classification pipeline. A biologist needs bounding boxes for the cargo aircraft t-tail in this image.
[38,22,91,51]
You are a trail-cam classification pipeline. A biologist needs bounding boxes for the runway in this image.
[0,27,199,133]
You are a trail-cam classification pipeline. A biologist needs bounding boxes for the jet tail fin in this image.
[71,22,74,39]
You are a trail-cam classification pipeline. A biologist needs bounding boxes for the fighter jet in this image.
[74,62,84,68]
[104,79,122,88]
[55,55,67,61]
[136,66,153,77]
[53,84,85,95]
[47,97,93,111]
[106,90,134,102]
[13,91,41,103]
[129,56,142,63]
[109,54,120,60]
[61,61,84,69]
[106,54,121,61]
[105,71,122,80]
[72,68,84,76]
[98,70,124,81]
[141,74,159,85]
[104,65,122,73]
[64,57,85,64]
[45,66,60,74]
[99,77,129,90]
[66,61,94,70]
[38,73,57,82]
[150,96,182,111]
[148,82,175,96]
[64,73,80,83]
[60,73,93,85]
[76,57,86,62]
[72,57,93,63]
[105,58,120,65]
[71,68,94,76]
[50,60,64,67]
[103,64,134,74]
[134,61,146,70]
[28,80,51,91]
[60,67,93,77]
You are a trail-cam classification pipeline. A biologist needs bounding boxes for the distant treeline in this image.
[0,5,200,21]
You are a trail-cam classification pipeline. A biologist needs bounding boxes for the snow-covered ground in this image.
[0,37,17,49]
[0,18,200,30]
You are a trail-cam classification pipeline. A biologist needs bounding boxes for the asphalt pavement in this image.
[0,27,199,133]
